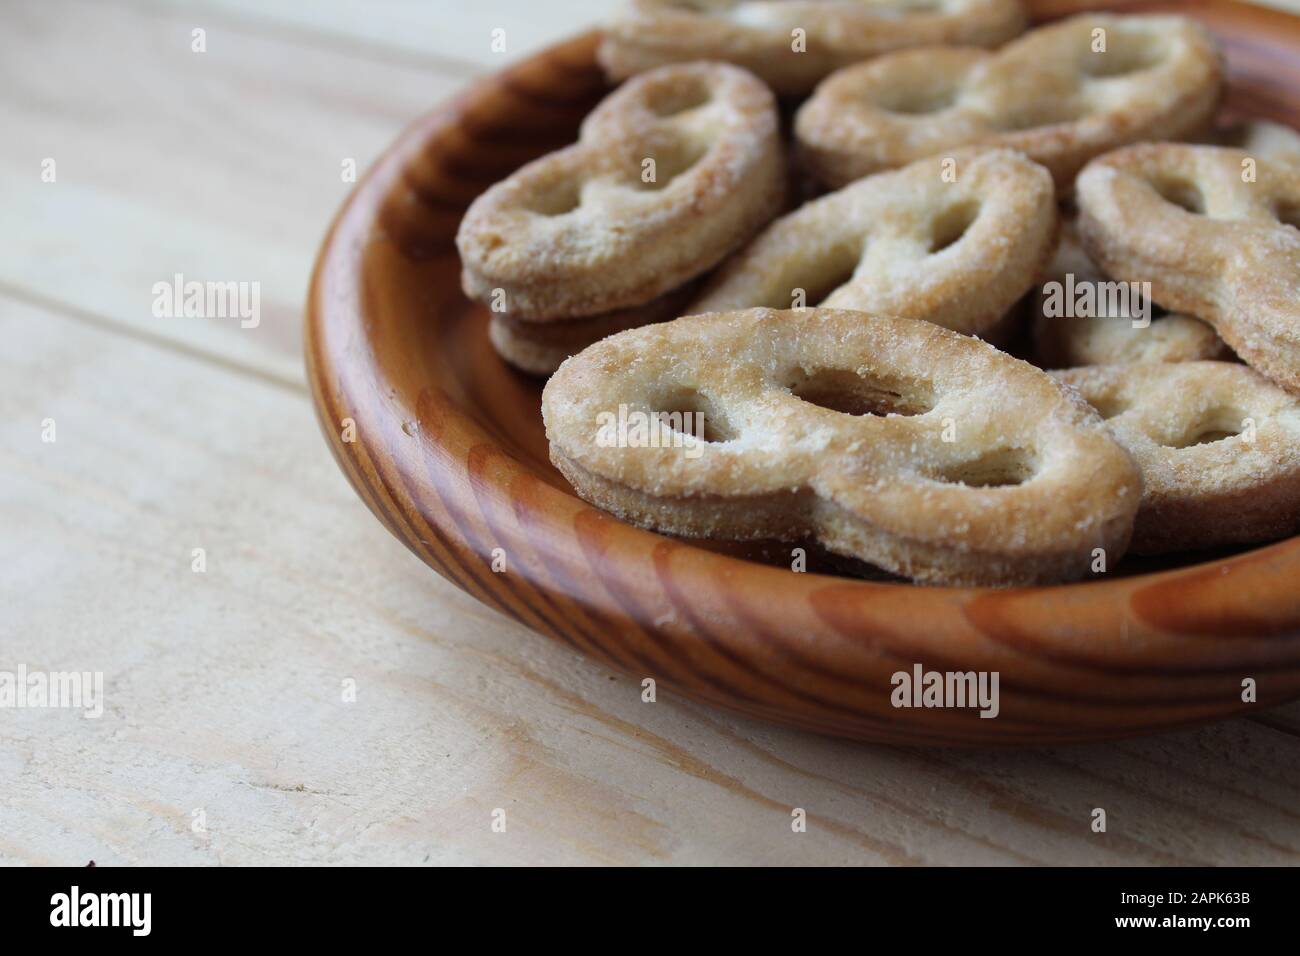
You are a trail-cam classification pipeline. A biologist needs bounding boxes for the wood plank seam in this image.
[114,0,490,78]
[0,281,304,396]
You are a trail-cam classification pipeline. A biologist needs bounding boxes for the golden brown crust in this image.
[689,149,1056,338]
[457,62,784,320]
[1075,142,1300,392]
[794,14,1223,190]
[598,0,1027,96]
[542,308,1141,587]
[487,284,698,376]
[1055,362,1300,553]
[1032,219,1228,367]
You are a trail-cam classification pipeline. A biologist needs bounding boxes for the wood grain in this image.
[0,0,469,385]
[306,2,1300,747]
[143,0,604,74]
[5,290,1300,862]
[6,0,1300,865]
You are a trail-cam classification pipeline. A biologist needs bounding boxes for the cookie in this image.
[486,284,697,376]
[1055,362,1300,553]
[457,62,784,321]
[1076,142,1300,392]
[795,14,1222,190]
[599,0,1027,96]
[543,307,1141,586]
[1032,218,1228,367]
[689,149,1056,340]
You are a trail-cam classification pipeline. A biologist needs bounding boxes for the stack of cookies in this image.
[456,61,785,374]
[455,2,1300,587]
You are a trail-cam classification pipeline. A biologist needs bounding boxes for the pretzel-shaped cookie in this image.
[1076,143,1300,392]
[598,0,1027,96]
[543,308,1141,587]
[1055,362,1300,554]
[1032,219,1227,368]
[794,14,1222,190]
[688,149,1055,339]
[457,62,784,320]
[1047,125,1298,369]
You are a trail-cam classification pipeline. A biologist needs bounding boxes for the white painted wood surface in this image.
[3,0,1300,865]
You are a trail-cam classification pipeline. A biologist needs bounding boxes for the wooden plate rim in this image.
[304,1,1300,745]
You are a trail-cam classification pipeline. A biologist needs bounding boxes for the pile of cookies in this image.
[454,2,1300,587]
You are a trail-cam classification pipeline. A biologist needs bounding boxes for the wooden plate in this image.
[305,0,1300,746]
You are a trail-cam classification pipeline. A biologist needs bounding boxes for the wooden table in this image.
[4,0,1300,866]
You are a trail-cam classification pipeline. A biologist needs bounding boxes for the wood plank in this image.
[3,297,1299,864]
[0,0,471,385]
[142,0,599,72]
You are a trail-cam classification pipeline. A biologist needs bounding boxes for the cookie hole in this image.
[998,101,1087,130]
[526,180,582,217]
[929,448,1036,488]
[875,84,958,116]
[800,244,866,306]
[1151,176,1205,214]
[1186,429,1239,445]
[1084,394,1131,421]
[928,200,981,254]
[1079,37,1160,78]
[787,368,934,417]
[1164,407,1246,448]
[852,0,945,17]
[859,0,939,11]
[645,78,712,118]
[630,140,708,192]
[651,388,735,443]
[1273,198,1300,230]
